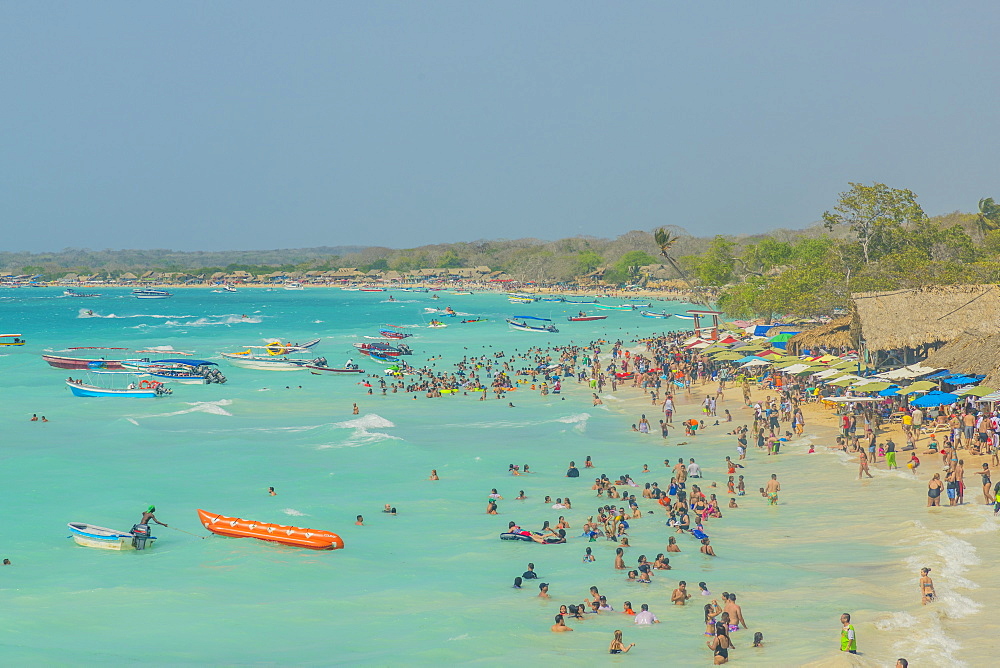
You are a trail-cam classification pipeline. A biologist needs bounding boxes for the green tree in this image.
[437,250,463,268]
[822,182,926,264]
[685,235,736,286]
[603,250,657,285]
[574,250,604,276]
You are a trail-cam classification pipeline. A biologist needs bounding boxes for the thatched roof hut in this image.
[785,316,854,355]
[851,285,1000,362]
[922,331,1000,388]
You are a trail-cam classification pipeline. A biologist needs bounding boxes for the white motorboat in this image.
[68,522,156,550]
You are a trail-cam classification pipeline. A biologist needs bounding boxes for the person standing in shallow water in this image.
[764,474,780,505]
[840,612,857,654]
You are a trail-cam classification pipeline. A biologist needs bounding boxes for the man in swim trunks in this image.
[671,581,691,605]
[764,474,780,505]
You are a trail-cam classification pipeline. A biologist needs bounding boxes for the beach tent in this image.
[735,355,770,365]
[875,365,939,381]
[823,396,883,403]
[826,375,868,387]
[909,391,959,407]
[954,386,995,397]
[753,324,788,337]
[851,381,893,392]
[779,363,813,373]
[739,359,772,369]
[895,381,937,395]
[943,376,980,386]
[814,368,849,379]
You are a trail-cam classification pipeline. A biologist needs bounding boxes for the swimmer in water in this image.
[268,487,276,496]
[608,629,634,654]
[429,469,439,480]
[355,515,364,526]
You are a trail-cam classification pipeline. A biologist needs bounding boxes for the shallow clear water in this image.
[0,288,995,664]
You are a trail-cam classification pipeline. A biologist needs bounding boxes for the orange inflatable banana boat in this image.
[197,509,344,550]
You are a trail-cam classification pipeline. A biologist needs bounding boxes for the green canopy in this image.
[955,385,995,397]
[896,380,937,395]
[767,333,797,344]
[851,381,893,392]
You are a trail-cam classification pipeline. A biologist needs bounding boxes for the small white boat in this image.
[63,289,101,297]
[132,289,172,299]
[284,282,304,290]
[68,522,156,551]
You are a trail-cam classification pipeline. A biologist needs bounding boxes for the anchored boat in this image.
[132,289,172,299]
[0,334,26,346]
[197,509,344,550]
[507,316,558,333]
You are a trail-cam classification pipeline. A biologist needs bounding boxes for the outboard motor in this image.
[130,523,151,550]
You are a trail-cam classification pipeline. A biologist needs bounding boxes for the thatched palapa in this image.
[922,331,1000,389]
[785,316,854,355]
[851,285,1000,364]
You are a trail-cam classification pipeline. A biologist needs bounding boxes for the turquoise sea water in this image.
[1,288,996,665]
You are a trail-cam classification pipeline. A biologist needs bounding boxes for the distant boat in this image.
[0,333,26,346]
[640,311,671,319]
[507,316,558,333]
[132,289,172,299]
[306,365,365,374]
[63,289,101,298]
[212,285,237,293]
[593,303,635,311]
[43,353,124,370]
[674,314,696,320]
[428,320,448,328]
[283,282,304,290]
[567,315,608,322]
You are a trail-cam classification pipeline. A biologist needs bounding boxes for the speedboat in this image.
[567,314,608,322]
[63,289,101,297]
[0,334,26,346]
[68,522,156,551]
[283,282,304,290]
[507,316,558,333]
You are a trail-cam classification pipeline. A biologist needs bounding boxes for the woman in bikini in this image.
[608,629,634,654]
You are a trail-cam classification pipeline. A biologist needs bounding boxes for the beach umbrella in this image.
[895,381,937,395]
[944,376,979,386]
[909,391,959,407]
[954,385,995,397]
[877,386,901,397]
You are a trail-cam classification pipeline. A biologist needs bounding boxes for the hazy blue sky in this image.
[2,2,998,252]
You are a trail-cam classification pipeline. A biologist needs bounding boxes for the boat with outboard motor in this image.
[566,314,608,322]
[379,325,412,340]
[507,316,558,333]
[220,347,323,370]
[68,522,156,551]
[306,364,364,374]
[65,370,172,397]
[122,358,227,384]
[354,341,410,355]
[594,303,636,311]
[132,288,172,299]
[0,334,27,346]
[63,289,101,297]
[197,509,344,550]
[640,311,671,319]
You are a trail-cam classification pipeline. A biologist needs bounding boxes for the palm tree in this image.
[653,228,699,294]
[978,197,1000,234]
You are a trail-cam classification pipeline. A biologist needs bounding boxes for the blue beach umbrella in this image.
[877,386,901,397]
[909,391,959,407]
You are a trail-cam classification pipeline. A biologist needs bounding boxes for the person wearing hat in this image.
[139,505,168,527]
